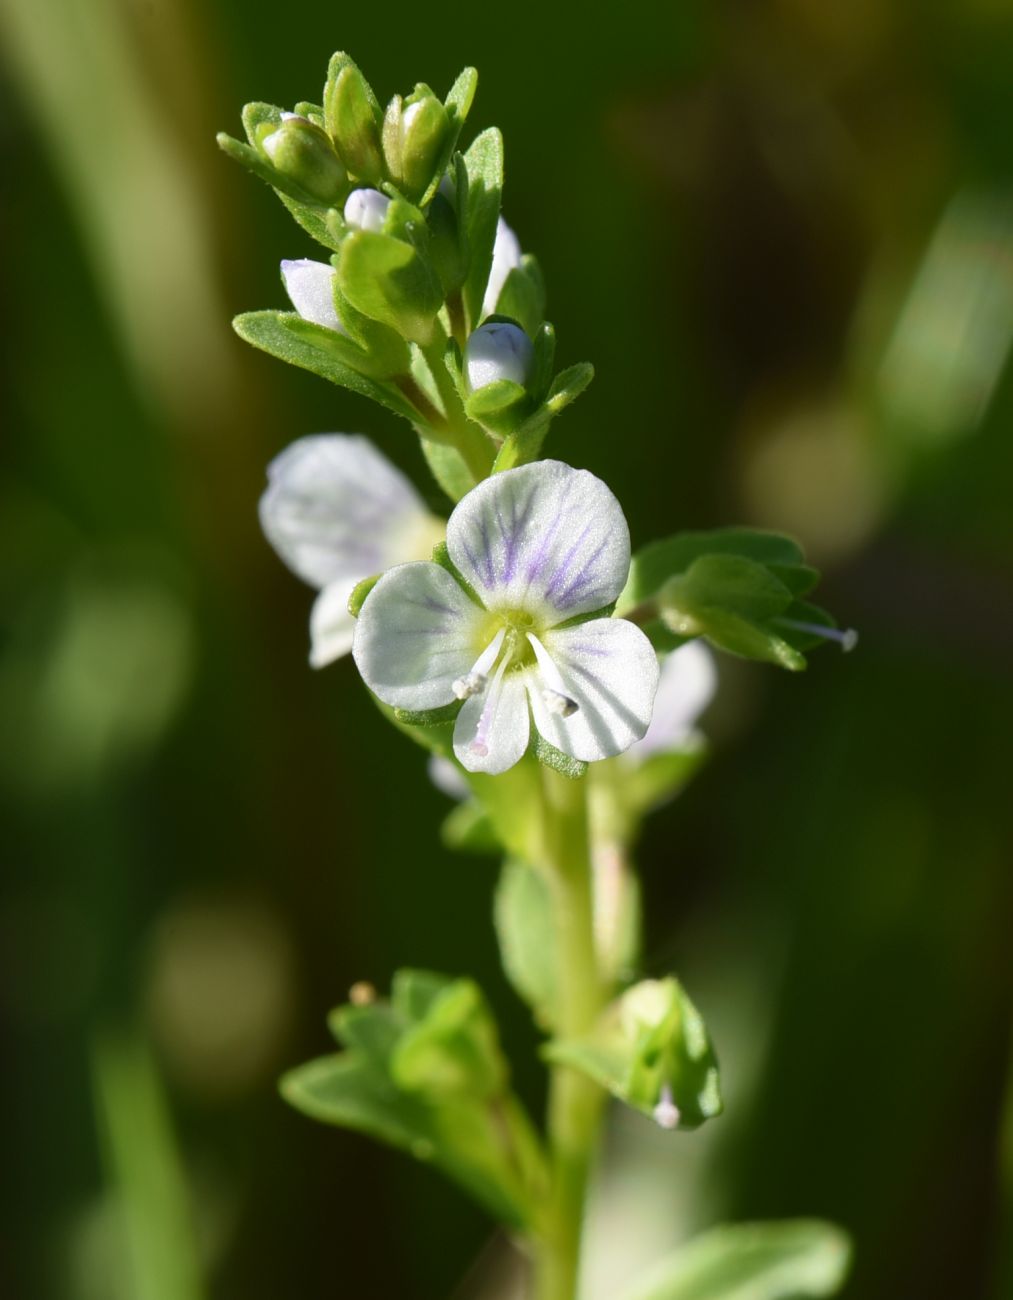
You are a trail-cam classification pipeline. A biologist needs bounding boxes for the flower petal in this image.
[528,619,660,762]
[631,640,716,759]
[453,665,530,775]
[260,434,436,589]
[352,562,483,711]
[280,259,347,333]
[446,461,631,624]
[482,216,522,319]
[308,579,357,668]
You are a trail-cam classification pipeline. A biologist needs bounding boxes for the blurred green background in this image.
[2,1,1012,1296]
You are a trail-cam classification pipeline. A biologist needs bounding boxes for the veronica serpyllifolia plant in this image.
[219,51,856,1300]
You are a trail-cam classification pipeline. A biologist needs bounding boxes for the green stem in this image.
[421,332,495,484]
[535,768,609,1300]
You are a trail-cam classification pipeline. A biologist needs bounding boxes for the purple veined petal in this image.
[308,578,358,668]
[260,435,440,589]
[280,259,348,334]
[453,661,531,775]
[352,562,484,711]
[482,216,522,319]
[527,618,660,763]
[446,461,631,625]
[630,639,717,761]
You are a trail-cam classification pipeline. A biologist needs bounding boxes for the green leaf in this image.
[546,362,595,414]
[232,311,418,421]
[338,230,443,345]
[533,733,587,780]
[494,860,558,1028]
[441,800,499,853]
[464,378,529,435]
[392,979,506,1099]
[324,53,384,183]
[417,66,479,207]
[462,128,504,329]
[281,1052,430,1150]
[617,1220,852,1300]
[421,438,478,502]
[545,977,722,1130]
[621,529,806,611]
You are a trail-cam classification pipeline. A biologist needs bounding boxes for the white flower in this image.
[482,216,522,319]
[353,461,660,775]
[343,187,391,233]
[628,640,717,760]
[260,435,443,667]
[465,321,533,391]
[280,259,348,335]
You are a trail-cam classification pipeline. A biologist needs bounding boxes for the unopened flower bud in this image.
[383,86,449,198]
[343,187,391,233]
[260,113,347,205]
[464,321,533,392]
[280,259,348,335]
[325,61,383,183]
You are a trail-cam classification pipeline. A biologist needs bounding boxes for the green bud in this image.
[258,113,347,206]
[392,980,506,1100]
[325,58,384,183]
[382,85,450,199]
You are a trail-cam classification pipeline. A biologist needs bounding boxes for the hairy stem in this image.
[535,768,608,1300]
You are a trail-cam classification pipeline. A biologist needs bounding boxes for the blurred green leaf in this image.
[621,529,807,611]
[617,1220,852,1300]
[494,860,557,1028]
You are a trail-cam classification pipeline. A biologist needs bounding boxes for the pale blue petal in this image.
[482,217,522,319]
[528,619,659,762]
[280,259,347,333]
[446,461,631,624]
[352,562,483,711]
[260,435,436,589]
[308,579,357,668]
[631,640,716,759]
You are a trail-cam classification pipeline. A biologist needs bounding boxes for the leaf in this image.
[338,230,443,345]
[441,800,499,853]
[421,437,478,502]
[347,574,380,617]
[462,128,504,329]
[617,1220,852,1300]
[494,860,557,1027]
[496,256,546,337]
[281,1052,431,1150]
[417,66,479,207]
[232,312,418,421]
[621,529,806,611]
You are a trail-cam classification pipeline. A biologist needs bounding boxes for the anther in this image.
[652,1083,680,1130]
[776,617,859,653]
[452,671,487,700]
[543,688,579,717]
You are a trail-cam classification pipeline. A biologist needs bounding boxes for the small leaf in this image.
[546,362,595,413]
[462,128,504,330]
[494,860,558,1028]
[621,529,806,611]
[232,311,418,421]
[617,1219,852,1300]
[281,1052,429,1150]
[496,256,546,337]
[417,66,479,207]
[338,230,443,345]
[441,800,499,853]
[421,438,478,502]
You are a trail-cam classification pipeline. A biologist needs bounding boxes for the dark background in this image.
[2,1,1012,1297]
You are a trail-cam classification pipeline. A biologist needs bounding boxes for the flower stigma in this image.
[653,1083,681,1131]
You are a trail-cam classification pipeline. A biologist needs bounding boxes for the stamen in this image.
[452,627,507,700]
[543,688,579,717]
[452,672,486,700]
[652,1083,680,1130]
[469,655,510,758]
[527,633,580,715]
[776,617,859,653]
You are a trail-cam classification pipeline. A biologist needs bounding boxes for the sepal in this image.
[544,976,722,1130]
[337,229,443,345]
[616,1219,851,1300]
[324,53,384,184]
